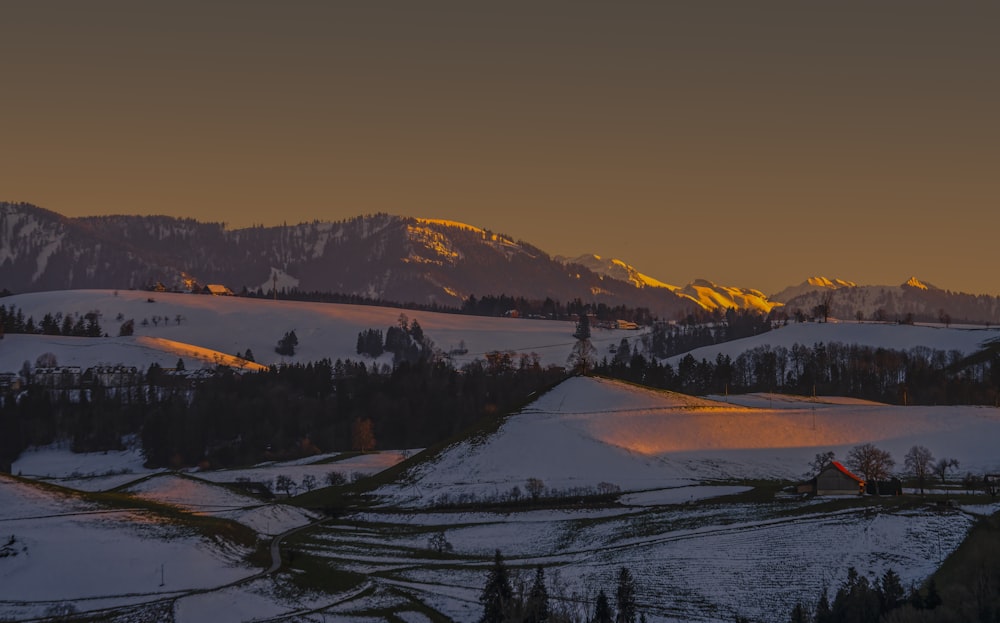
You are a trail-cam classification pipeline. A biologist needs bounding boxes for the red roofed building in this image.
[798,461,865,496]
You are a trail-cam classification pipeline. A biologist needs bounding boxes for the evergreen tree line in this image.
[241,285,462,314]
[480,550,646,623]
[243,288,657,325]
[783,566,948,623]
[355,315,450,364]
[0,357,566,470]
[462,295,655,325]
[0,304,105,338]
[643,308,775,359]
[596,341,1000,406]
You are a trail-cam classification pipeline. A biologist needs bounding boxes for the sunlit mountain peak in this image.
[806,276,857,289]
[902,277,938,290]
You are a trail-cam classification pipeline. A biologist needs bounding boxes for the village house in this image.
[202,284,234,296]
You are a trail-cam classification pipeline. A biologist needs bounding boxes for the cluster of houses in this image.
[149,282,234,296]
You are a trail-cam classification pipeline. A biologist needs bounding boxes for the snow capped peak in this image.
[559,254,679,291]
[903,277,935,290]
[414,218,486,235]
[806,276,857,289]
[679,280,781,313]
[772,277,857,303]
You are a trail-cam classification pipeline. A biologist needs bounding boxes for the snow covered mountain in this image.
[5,202,1000,322]
[560,254,782,313]
[0,203,700,317]
[770,276,859,302]
[777,276,1000,324]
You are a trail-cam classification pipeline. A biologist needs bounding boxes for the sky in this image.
[2,2,998,296]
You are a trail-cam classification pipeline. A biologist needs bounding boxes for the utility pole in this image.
[159,563,165,587]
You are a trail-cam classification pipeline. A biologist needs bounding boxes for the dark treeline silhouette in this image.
[242,286,462,314]
[645,308,776,359]
[597,341,1000,405]
[480,550,645,623]
[0,304,105,338]
[461,294,655,324]
[0,357,566,470]
[783,566,963,623]
[243,287,658,325]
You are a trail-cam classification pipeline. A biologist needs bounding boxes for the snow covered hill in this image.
[0,203,698,317]
[3,289,999,377]
[776,276,1000,324]
[0,289,619,372]
[664,320,1000,367]
[377,376,1000,508]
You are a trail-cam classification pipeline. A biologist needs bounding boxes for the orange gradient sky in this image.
[2,2,997,295]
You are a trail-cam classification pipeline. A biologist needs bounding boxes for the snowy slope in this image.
[0,474,255,619]
[665,320,999,367]
[6,290,992,378]
[123,474,319,536]
[562,254,782,312]
[378,376,1000,507]
[0,289,622,372]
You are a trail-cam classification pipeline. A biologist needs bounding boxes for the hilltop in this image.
[377,376,1000,508]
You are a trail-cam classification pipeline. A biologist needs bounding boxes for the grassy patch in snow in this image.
[279,543,368,594]
[928,507,1000,601]
[83,488,259,548]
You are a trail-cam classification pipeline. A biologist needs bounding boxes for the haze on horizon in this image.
[1,2,997,296]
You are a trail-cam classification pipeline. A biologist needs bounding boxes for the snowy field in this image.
[0,446,411,621]
[5,375,1000,620]
[4,289,997,377]
[665,319,999,367]
[0,289,612,371]
[4,292,1000,620]
[303,496,994,622]
[0,474,256,621]
[376,377,1000,508]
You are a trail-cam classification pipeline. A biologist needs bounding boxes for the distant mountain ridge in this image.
[561,254,781,313]
[3,202,999,323]
[775,276,1000,325]
[0,203,703,317]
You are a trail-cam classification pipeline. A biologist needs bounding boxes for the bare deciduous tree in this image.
[808,451,837,476]
[274,474,296,497]
[525,477,545,500]
[934,457,960,484]
[847,443,895,494]
[904,445,934,494]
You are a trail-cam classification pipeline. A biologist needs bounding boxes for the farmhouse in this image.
[798,461,865,496]
[202,284,234,296]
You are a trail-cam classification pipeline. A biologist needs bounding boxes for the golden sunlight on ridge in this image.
[580,406,955,456]
[135,337,268,371]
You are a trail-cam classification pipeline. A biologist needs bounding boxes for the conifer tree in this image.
[789,602,808,623]
[593,589,613,623]
[923,578,942,610]
[814,587,833,623]
[275,330,298,356]
[524,566,549,623]
[615,567,637,623]
[480,549,513,623]
[877,568,904,613]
